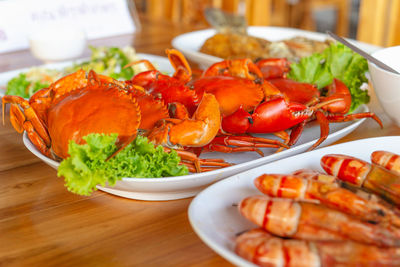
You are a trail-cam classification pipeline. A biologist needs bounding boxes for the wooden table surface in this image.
[1,18,399,266]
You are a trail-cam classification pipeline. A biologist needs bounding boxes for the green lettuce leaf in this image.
[66,46,136,80]
[6,73,31,98]
[6,73,52,98]
[288,43,370,112]
[57,134,188,196]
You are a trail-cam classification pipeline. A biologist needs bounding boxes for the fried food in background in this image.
[200,33,270,60]
[200,34,332,62]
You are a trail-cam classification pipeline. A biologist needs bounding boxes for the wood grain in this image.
[0,17,399,267]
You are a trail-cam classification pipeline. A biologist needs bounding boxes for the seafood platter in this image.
[189,137,400,266]
[1,37,383,200]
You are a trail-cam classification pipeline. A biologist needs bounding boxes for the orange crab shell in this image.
[47,82,141,159]
[129,89,169,131]
[192,76,264,116]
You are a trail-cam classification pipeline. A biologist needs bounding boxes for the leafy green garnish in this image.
[6,73,31,98]
[6,67,62,98]
[66,46,139,80]
[6,73,51,98]
[57,134,188,196]
[288,43,370,112]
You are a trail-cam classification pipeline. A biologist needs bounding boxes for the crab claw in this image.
[248,97,309,133]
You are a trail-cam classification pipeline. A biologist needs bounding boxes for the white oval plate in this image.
[188,136,400,266]
[172,26,381,68]
[22,102,369,201]
[0,53,174,98]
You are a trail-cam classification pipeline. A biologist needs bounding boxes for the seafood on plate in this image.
[199,8,331,62]
[189,54,382,151]
[371,150,400,175]
[127,49,289,156]
[235,150,400,266]
[254,173,400,227]
[2,68,230,173]
[125,48,381,155]
[239,195,400,247]
[236,228,400,266]
[321,153,400,206]
[1,47,384,173]
[200,34,332,62]
[199,7,271,60]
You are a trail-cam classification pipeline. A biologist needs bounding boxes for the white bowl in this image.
[368,45,400,127]
[29,25,87,63]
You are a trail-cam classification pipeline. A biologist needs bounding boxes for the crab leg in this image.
[202,135,289,156]
[307,110,330,151]
[147,93,229,172]
[165,49,192,83]
[124,59,157,71]
[326,112,383,128]
[3,96,51,156]
[169,149,231,173]
[203,144,264,157]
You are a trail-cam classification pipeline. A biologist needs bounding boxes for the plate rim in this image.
[188,135,400,266]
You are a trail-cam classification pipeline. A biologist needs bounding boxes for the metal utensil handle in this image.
[326,31,400,75]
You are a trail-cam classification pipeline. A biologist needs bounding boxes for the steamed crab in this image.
[2,69,227,172]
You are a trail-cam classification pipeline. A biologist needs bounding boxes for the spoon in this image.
[326,31,400,75]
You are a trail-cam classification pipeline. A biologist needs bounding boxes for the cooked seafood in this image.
[200,33,271,60]
[371,150,400,175]
[236,228,400,267]
[321,154,400,206]
[191,56,382,151]
[2,70,141,159]
[235,151,400,266]
[200,34,331,62]
[200,7,332,62]
[239,195,400,247]
[2,67,229,172]
[254,173,400,227]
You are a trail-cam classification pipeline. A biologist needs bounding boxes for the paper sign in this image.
[0,0,138,53]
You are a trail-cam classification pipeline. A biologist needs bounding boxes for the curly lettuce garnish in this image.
[6,73,53,98]
[288,43,370,112]
[58,134,188,196]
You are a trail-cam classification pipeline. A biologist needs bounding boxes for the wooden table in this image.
[1,18,399,266]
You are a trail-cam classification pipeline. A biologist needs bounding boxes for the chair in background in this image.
[357,0,400,47]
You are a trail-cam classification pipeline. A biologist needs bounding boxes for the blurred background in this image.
[133,0,400,47]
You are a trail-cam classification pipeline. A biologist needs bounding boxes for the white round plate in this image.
[172,26,381,68]
[0,53,174,98]
[188,136,400,266]
[22,103,369,201]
